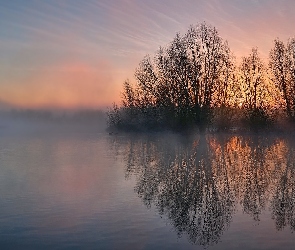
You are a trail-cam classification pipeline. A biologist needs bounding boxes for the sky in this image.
[1,0,295,110]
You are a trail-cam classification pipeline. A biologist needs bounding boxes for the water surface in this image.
[1,121,295,249]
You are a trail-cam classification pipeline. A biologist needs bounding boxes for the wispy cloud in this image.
[1,0,295,108]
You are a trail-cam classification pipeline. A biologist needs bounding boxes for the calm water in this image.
[1,121,295,249]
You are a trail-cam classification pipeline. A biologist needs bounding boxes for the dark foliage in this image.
[108,22,295,133]
[269,38,295,122]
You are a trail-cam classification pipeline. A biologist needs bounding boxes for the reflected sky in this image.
[1,128,295,249]
[0,129,200,249]
[0,132,135,249]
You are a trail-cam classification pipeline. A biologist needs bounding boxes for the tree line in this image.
[108,22,295,132]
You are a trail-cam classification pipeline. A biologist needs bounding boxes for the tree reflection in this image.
[270,140,295,231]
[110,133,295,246]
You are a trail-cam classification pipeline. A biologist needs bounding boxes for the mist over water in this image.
[0,109,107,137]
[1,115,295,249]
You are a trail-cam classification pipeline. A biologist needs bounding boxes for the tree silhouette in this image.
[239,48,274,129]
[269,38,295,121]
[109,22,237,131]
[108,23,295,132]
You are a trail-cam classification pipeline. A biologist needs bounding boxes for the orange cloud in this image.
[1,59,122,109]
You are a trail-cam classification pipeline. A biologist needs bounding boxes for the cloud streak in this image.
[1,0,295,109]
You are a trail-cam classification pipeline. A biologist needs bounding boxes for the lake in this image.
[0,120,295,249]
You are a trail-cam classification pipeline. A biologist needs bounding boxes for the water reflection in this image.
[111,133,295,246]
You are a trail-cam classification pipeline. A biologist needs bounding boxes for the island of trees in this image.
[107,22,295,132]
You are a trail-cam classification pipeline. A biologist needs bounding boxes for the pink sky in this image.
[1,0,295,109]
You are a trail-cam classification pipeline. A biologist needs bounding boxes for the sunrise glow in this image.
[1,0,295,109]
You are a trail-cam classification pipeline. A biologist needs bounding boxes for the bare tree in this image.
[238,47,279,129]
[110,23,290,131]
[122,80,137,108]
[239,48,266,110]
[128,22,236,130]
[269,38,295,120]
